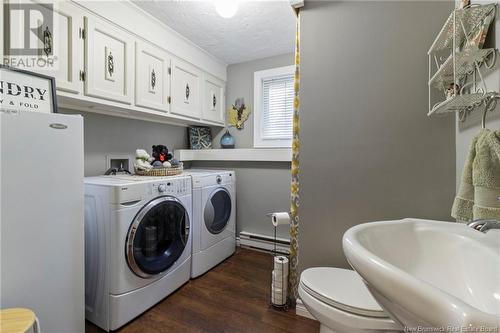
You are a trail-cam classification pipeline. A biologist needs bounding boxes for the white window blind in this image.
[261,74,294,140]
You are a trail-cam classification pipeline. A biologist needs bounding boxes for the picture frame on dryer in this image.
[0,65,58,114]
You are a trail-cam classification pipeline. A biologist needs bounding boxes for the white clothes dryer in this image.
[84,175,192,331]
[186,170,236,278]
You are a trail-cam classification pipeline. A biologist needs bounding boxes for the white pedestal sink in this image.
[343,218,500,332]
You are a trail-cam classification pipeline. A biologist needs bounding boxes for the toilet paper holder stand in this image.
[266,212,291,310]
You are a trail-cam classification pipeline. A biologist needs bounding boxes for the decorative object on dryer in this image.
[134,147,183,176]
[152,145,173,163]
[0,65,58,114]
[227,97,250,130]
[134,158,153,171]
[220,129,235,149]
[152,161,163,168]
[135,164,183,177]
[170,158,181,167]
[134,149,153,171]
[135,149,154,163]
[188,126,212,149]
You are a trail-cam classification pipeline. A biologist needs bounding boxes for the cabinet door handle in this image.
[213,93,217,108]
[185,83,190,101]
[107,51,114,77]
[151,69,156,90]
[43,26,52,56]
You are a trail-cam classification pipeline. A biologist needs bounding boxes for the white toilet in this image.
[299,267,402,333]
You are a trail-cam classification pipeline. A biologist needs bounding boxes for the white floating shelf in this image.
[175,148,292,162]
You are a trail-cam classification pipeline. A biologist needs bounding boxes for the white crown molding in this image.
[290,0,304,9]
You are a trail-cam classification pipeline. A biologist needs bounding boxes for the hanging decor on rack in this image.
[427,3,499,122]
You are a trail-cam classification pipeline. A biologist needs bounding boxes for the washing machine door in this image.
[126,196,189,278]
[204,187,232,234]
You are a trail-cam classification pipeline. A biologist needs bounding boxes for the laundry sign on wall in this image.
[0,65,57,113]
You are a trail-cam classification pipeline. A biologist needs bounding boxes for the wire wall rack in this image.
[428,3,499,122]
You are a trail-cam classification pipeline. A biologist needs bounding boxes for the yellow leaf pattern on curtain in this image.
[289,9,300,302]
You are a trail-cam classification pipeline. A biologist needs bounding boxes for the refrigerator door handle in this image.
[49,123,68,130]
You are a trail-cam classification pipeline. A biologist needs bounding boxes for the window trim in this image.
[253,65,295,148]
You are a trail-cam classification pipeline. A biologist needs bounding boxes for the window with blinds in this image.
[254,65,295,148]
[261,74,294,140]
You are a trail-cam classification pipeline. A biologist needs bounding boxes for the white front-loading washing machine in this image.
[186,170,236,278]
[84,175,192,331]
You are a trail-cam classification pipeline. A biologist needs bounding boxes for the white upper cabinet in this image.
[170,58,201,119]
[202,74,225,124]
[48,1,84,94]
[4,0,84,94]
[84,16,134,104]
[135,41,171,112]
[2,1,226,125]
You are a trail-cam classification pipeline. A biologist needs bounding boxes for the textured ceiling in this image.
[132,0,296,65]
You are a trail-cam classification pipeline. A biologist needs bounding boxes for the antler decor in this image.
[227,97,250,130]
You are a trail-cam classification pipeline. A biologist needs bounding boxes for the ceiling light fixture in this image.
[214,0,238,18]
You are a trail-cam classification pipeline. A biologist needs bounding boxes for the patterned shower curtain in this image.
[289,9,300,303]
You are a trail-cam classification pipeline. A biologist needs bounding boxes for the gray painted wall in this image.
[196,53,295,240]
[60,110,188,176]
[190,161,292,239]
[299,1,456,272]
[211,53,295,148]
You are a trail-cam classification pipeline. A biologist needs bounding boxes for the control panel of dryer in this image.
[193,172,234,188]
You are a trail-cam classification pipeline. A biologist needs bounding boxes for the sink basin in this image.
[343,218,500,330]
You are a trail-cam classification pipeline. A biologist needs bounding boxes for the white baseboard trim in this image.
[295,298,316,321]
[238,231,290,254]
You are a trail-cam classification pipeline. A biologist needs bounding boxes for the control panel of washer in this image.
[152,177,191,195]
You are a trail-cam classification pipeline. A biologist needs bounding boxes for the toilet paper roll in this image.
[271,293,286,301]
[271,286,287,306]
[272,271,288,287]
[272,280,287,289]
[271,295,286,306]
[272,286,288,294]
[273,256,289,275]
[271,212,290,227]
[272,269,288,278]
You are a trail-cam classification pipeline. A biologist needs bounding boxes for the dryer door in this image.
[204,188,232,234]
[126,196,189,278]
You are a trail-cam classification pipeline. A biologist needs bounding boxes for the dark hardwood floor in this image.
[86,248,319,333]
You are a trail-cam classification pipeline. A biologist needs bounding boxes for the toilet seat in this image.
[300,267,388,318]
[299,267,402,333]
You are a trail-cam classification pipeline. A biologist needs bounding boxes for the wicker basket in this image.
[134,164,183,177]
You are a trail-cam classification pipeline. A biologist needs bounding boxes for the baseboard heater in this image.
[238,231,290,254]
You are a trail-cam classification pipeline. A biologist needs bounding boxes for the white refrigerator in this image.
[0,111,85,333]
